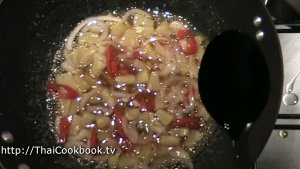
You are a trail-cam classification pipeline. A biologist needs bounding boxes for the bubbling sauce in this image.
[47,8,214,169]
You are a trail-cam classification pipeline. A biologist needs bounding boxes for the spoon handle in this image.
[286,70,300,93]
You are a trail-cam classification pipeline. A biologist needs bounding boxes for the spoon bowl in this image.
[198,30,270,140]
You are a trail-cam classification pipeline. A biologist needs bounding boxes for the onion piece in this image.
[122,117,138,143]
[66,16,122,51]
[111,86,138,98]
[142,36,171,46]
[123,8,152,22]
[154,43,173,58]
[79,87,103,109]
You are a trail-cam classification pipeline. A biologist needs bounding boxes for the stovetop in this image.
[256,0,300,168]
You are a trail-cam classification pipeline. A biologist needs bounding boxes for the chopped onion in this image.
[123,8,152,22]
[122,117,138,143]
[79,87,103,109]
[66,16,122,51]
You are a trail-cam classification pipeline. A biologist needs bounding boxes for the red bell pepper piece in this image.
[90,129,98,148]
[172,117,201,129]
[134,92,156,112]
[114,107,134,152]
[132,51,142,60]
[185,38,198,55]
[59,116,72,144]
[47,83,80,99]
[106,45,120,76]
[177,29,198,55]
[177,29,192,40]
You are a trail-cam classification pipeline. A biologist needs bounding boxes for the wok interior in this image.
[22,0,273,169]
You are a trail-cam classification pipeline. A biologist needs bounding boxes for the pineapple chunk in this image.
[133,14,154,27]
[90,53,106,77]
[160,135,180,146]
[100,88,117,107]
[96,115,111,129]
[148,71,161,91]
[139,144,153,162]
[60,100,71,116]
[73,74,90,92]
[55,73,79,92]
[120,29,139,48]
[125,108,140,121]
[136,69,149,83]
[183,130,203,148]
[82,112,95,126]
[115,75,136,84]
[156,21,173,37]
[135,27,155,37]
[69,115,83,135]
[133,59,146,70]
[156,109,174,126]
[111,22,127,38]
[78,32,99,45]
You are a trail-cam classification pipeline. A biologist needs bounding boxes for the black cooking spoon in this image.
[198,30,270,140]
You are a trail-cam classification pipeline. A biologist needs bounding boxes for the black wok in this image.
[0,0,283,168]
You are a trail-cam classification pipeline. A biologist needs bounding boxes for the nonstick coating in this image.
[0,0,282,169]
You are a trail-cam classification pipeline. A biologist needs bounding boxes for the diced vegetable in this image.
[155,145,169,157]
[169,21,185,32]
[156,21,173,37]
[69,100,79,115]
[154,94,164,110]
[133,59,146,70]
[69,115,83,135]
[74,46,95,67]
[120,29,139,48]
[133,14,154,27]
[90,129,98,148]
[73,74,90,92]
[111,22,127,38]
[160,135,180,146]
[132,51,142,60]
[149,125,165,135]
[177,29,198,55]
[82,113,95,126]
[59,116,72,144]
[125,108,140,121]
[169,127,189,137]
[100,88,117,107]
[172,117,201,129]
[106,45,120,76]
[47,82,80,99]
[183,130,203,148]
[90,53,106,77]
[156,109,174,126]
[96,115,111,129]
[134,27,155,37]
[60,100,71,116]
[136,69,149,83]
[55,73,79,91]
[78,32,99,45]
[148,71,161,91]
[114,107,127,138]
[182,88,195,108]
[115,75,136,84]
[134,92,156,112]
[139,144,153,162]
